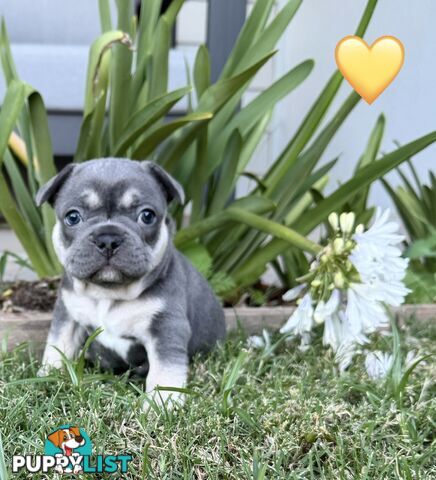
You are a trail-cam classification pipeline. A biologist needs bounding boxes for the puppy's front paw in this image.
[143,389,185,411]
[37,365,51,377]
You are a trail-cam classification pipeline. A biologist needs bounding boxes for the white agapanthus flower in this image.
[247,329,272,349]
[281,208,410,370]
[365,351,394,380]
[365,350,420,381]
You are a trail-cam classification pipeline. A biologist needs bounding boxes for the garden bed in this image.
[1,304,435,358]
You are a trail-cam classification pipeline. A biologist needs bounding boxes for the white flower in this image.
[313,289,340,325]
[365,351,394,380]
[405,350,419,368]
[365,350,424,381]
[350,208,410,306]
[280,208,410,371]
[345,283,389,335]
[247,329,271,349]
[282,284,306,302]
[280,293,314,335]
[336,340,359,372]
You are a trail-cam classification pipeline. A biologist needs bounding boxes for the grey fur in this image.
[37,158,225,399]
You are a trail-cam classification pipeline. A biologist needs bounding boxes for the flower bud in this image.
[340,212,356,234]
[311,279,321,288]
[328,212,339,230]
[333,238,345,254]
[355,224,364,234]
[334,271,345,288]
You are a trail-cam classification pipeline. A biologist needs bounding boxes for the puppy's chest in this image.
[62,289,163,339]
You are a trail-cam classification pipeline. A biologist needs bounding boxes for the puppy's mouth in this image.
[90,266,126,286]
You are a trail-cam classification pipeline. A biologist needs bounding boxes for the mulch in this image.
[0,278,60,313]
[0,278,292,313]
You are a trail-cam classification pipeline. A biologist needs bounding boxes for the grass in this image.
[0,319,435,479]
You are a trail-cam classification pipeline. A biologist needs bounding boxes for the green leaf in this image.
[238,110,272,173]
[232,0,302,76]
[4,150,43,241]
[0,18,18,84]
[136,0,162,64]
[198,51,276,114]
[98,0,113,32]
[297,131,436,235]
[0,81,57,276]
[77,30,131,161]
[0,80,27,169]
[268,92,360,202]
[27,89,57,184]
[159,51,276,171]
[161,0,184,28]
[178,241,213,277]
[114,87,191,156]
[234,131,436,285]
[190,124,209,222]
[405,235,436,259]
[0,433,8,480]
[352,114,385,213]
[207,130,243,215]
[194,45,211,101]
[205,194,276,255]
[209,60,314,176]
[220,0,275,79]
[109,1,134,150]
[131,112,213,159]
[176,207,321,255]
[148,16,170,101]
[357,114,385,170]
[76,327,104,380]
[263,0,378,192]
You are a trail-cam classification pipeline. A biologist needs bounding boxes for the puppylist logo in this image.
[12,424,132,474]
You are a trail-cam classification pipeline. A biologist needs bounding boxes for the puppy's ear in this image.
[141,161,185,205]
[69,426,81,437]
[35,164,76,207]
[48,430,64,448]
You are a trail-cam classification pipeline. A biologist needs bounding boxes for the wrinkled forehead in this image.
[55,163,167,214]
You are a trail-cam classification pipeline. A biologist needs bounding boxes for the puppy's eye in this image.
[64,210,82,226]
[138,209,156,225]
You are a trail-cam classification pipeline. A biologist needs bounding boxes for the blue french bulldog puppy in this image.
[36,158,226,405]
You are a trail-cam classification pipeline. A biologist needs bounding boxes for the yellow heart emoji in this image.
[335,35,404,104]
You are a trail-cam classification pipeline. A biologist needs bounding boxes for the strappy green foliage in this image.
[0,0,435,301]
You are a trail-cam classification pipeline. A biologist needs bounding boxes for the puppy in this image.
[37,158,226,405]
[48,426,85,474]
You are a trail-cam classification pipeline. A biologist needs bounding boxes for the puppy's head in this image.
[36,158,184,288]
[48,427,85,451]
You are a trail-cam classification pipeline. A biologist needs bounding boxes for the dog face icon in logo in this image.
[48,427,85,456]
[45,425,92,474]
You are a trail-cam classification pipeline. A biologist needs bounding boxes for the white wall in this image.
[268,0,436,211]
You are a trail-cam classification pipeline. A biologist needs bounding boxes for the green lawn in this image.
[0,319,435,479]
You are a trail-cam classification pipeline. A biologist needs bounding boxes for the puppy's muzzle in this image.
[91,226,124,259]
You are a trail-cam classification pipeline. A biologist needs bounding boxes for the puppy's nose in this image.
[75,435,84,443]
[93,233,123,258]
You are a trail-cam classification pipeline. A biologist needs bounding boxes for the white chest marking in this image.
[62,290,164,357]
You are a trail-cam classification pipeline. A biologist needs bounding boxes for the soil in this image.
[0,278,60,313]
[0,278,293,313]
